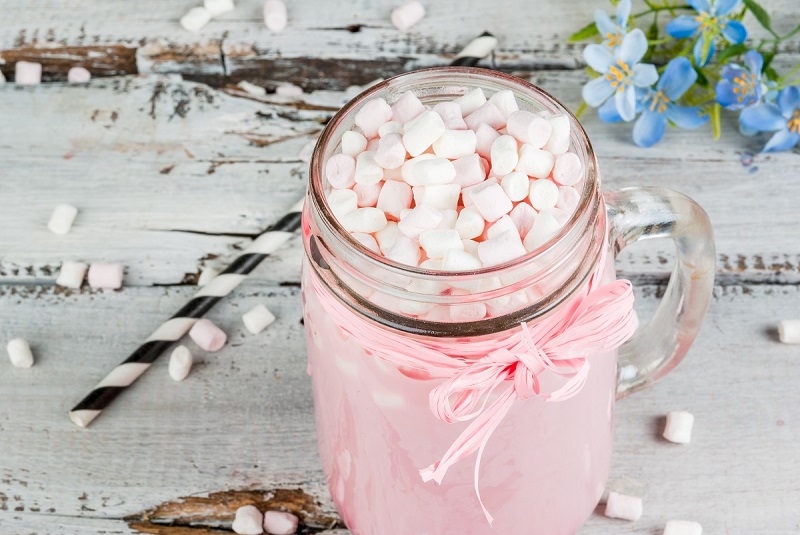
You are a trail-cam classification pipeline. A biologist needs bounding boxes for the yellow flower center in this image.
[788,110,800,134]
[605,31,623,48]
[695,12,721,31]
[732,73,757,102]
[647,90,669,113]
[605,60,633,92]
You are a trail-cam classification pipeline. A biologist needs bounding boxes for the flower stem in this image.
[777,64,800,89]
[633,3,691,18]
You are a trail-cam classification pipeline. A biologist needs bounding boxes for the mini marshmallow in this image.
[189,319,227,352]
[263,0,288,32]
[180,6,212,32]
[366,137,380,151]
[419,258,443,270]
[529,178,559,210]
[490,135,519,176]
[403,110,446,156]
[452,153,488,188]
[550,206,571,226]
[197,266,220,287]
[67,67,91,84]
[516,144,555,178]
[479,230,527,267]
[470,181,513,222]
[56,261,88,289]
[454,88,487,116]
[509,202,537,238]
[663,411,694,444]
[398,205,442,238]
[274,83,302,97]
[205,0,235,16]
[400,153,435,183]
[462,177,498,206]
[420,229,463,259]
[88,262,124,290]
[414,184,461,210]
[340,208,387,233]
[391,91,426,123]
[325,154,356,188]
[663,520,703,535]
[604,492,643,522]
[433,129,477,159]
[168,345,193,381]
[433,101,468,130]
[465,101,506,131]
[376,180,412,219]
[437,208,458,229]
[524,209,561,251]
[327,188,359,219]
[232,505,264,535]
[461,239,480,255]
[237,81,266,96]
[474,123,501,159]
[501,171,529,202]
[354,182,382,207]
[48,203,78,234]
[489,90,519,118]
[355,98,393,138]
[543,114,571,154]
[391,0,426,30]
[450,301,487,322]
[377,122,402,139]
[507,110,552,148]
[341,131,368,156]
[354,151,383,185]
[405,157,456,186]
[557,185,581,213]
[352,232,380,253]
[486,214,517,239]
[374,133,406,169]
[7,338,34,368]
[455,205,485,239]
[263,511,299,535]
[442,248,482,271]
[243,304,277,334]
[15,61,43,86]
[552,152,583,186]
[385,235,421,266]
[777,319,800,343]
[376,221,401,253]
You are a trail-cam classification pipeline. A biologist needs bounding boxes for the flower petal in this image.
[598,98,624,123]
[666,104,709,128]
[713,0,741,16]
[616,0,632,26]
[615,85,637,122]
[777,86,800,118]
[716,80,744,109]
[720,63,745,80]
[739,122,759,137]
[633,110,667,147]
[687,0,711,13]
[618,29,648,65]
[658,57,697,100]
[693,35,716,67]
[632,63,658,87]
[666,15,702,39]
[740,103,787,132]
[721,20,747,44]
[743,50,763,74]
[584,44,616,73]
[595,10,617,35]
[763,129,800,153]
[582,77,615,107]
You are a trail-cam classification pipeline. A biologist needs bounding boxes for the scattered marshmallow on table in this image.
[56,261,88,289]
[189,319,227,352]
[7,338,34,368]
[15,61,42,85]
[88,262,124,290]
[275,82,303,96]
[263,511,299,535]
[391,0,426,31]
[232,505,264,535]
[663,411,694,444]
[604,491,643,521]
[180,6,212,32]
[168,345,193,382]
[67,67,91,84]
[205,0,235,16]
[243,304,277,335]
[777,319,800,343]
[263,0,287,32]
[237,80,267,97]
[663,520,703,535]
[48,203,78,234]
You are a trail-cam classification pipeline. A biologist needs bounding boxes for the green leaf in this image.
[574,100,588,120]
[568,21,600,43]
[694,66,709,87]
[647,17,660,41]
[711,103,722,140]
[743,0,774,33]
[715,43,748,64]
[762,50,776,69]
[765,66,779,81]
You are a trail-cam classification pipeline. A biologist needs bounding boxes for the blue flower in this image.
[740,86,800,152]
[666,0,747,67]
[582,29,658,122]
[595,0,631,51]
[716,50,765,110]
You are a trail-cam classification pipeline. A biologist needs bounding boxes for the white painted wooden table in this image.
[1,1,799,533]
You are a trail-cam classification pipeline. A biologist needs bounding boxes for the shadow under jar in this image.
[301,67,715,535]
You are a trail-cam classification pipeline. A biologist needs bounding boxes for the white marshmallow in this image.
[663,520,703,535]
[354,151,384,185]
[48,203,78,234]
[391,0,426,30]
[263,510,300,535]
[352,232,380,253]
[437,208,458,229]
[455,205,485,239]
[507,110,552,148]
[489,90,520,118]
[452,153,487,188]
[462,239,479,255]
[509,202,537,238]
[67,67,91,84]
[189,319,227,352]
[500,171,529,202]
[442,248,482,271]
[340,208,387,233]
[378,120,404,137]
[242,304,277,334]
[419,229,463,259]
[403,110,446,156]
[432,101,468,130]
[7,338,34,368]
[197,266,220,287]
[232,504,263,535]
[205,0,235,16]
[524,209,561,251]
[355,98,393,138]
[604,492,643,522]
[180,7,212,32]
[374,133,407,169]
[474,123,501,159]
[376,180,412,220]
[341,131,368,156]
[404,157,456,186]
[376,221,401,253]
[454,88,487,116]
[263,0,288,32]
[543,114,571,154]
[490,135,519,176]
[486,214,517,239]
[516,144,555,178]
[56,261,88,289]
[465,101,506,131]
[400,153,435,183]
[325,154,356,189]
[778,319,800,343]
[478,229,527,267]
[391,91,426,123]
[528,178,559,210]
[557,185,581,213]
[327,188,359,219]
[353,182,382,207]
[450,301,487,322]
[168,345,193,381]
[550,206,571,226]
[419,258,443,270]
[470,181,513,222]
[432,129,477,159]
[88,262,124,290]
[237,81,266,96]
[385,235,421,266]
[383,164,404,181]
[663,411,694,444]
[462,177,498,206]
[552,152,583,186]
[397,205,442,238]
[414,184,461,210]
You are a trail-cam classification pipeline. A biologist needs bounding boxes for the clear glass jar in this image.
[302,68,715,534]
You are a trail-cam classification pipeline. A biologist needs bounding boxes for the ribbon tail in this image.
[546,360,590,402]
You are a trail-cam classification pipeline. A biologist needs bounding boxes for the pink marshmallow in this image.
[433,101,467,129]
[385,235,422,266]
[391,91,426,124]
[507,110,552,149]
[15,61,42,86]
[377,180,412,220]
[449,301,487,322]
[355,98,393,138]
[489,135,519,176]
[516,144,554,179]
[263,0,288,32]
[432,129,477,159]
[325,154,356,189]
[509,202,537,238]
[474,123,501,159]
[454,88,487,116]
[398,205,442,238]
[465,101,506,131]
[461,177,497,206]
[529,178,559,211]
[557,185,581,213]
[391,0,426,31]
[374,132,407,169]
[478,229,527,267]
[87,262,124,290]
[604,492,643,522]
[500,171,529,202]
[189,319,227,352]
[67,67,91,84]
[352,232,380,253]
[486,214,517,239]
[452,153,488,188]
[552,152,583,186]
[469,181,513,222]
[353,181,382,207]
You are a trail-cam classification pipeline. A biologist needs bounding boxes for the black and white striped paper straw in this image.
[69,199,305,428]
[450,31,497,67]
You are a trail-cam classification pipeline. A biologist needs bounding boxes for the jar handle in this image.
[604,187,715,398]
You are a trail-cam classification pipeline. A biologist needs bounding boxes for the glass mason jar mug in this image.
[301,68,715,534]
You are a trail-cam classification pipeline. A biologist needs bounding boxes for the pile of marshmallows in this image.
[324,87,583,275]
